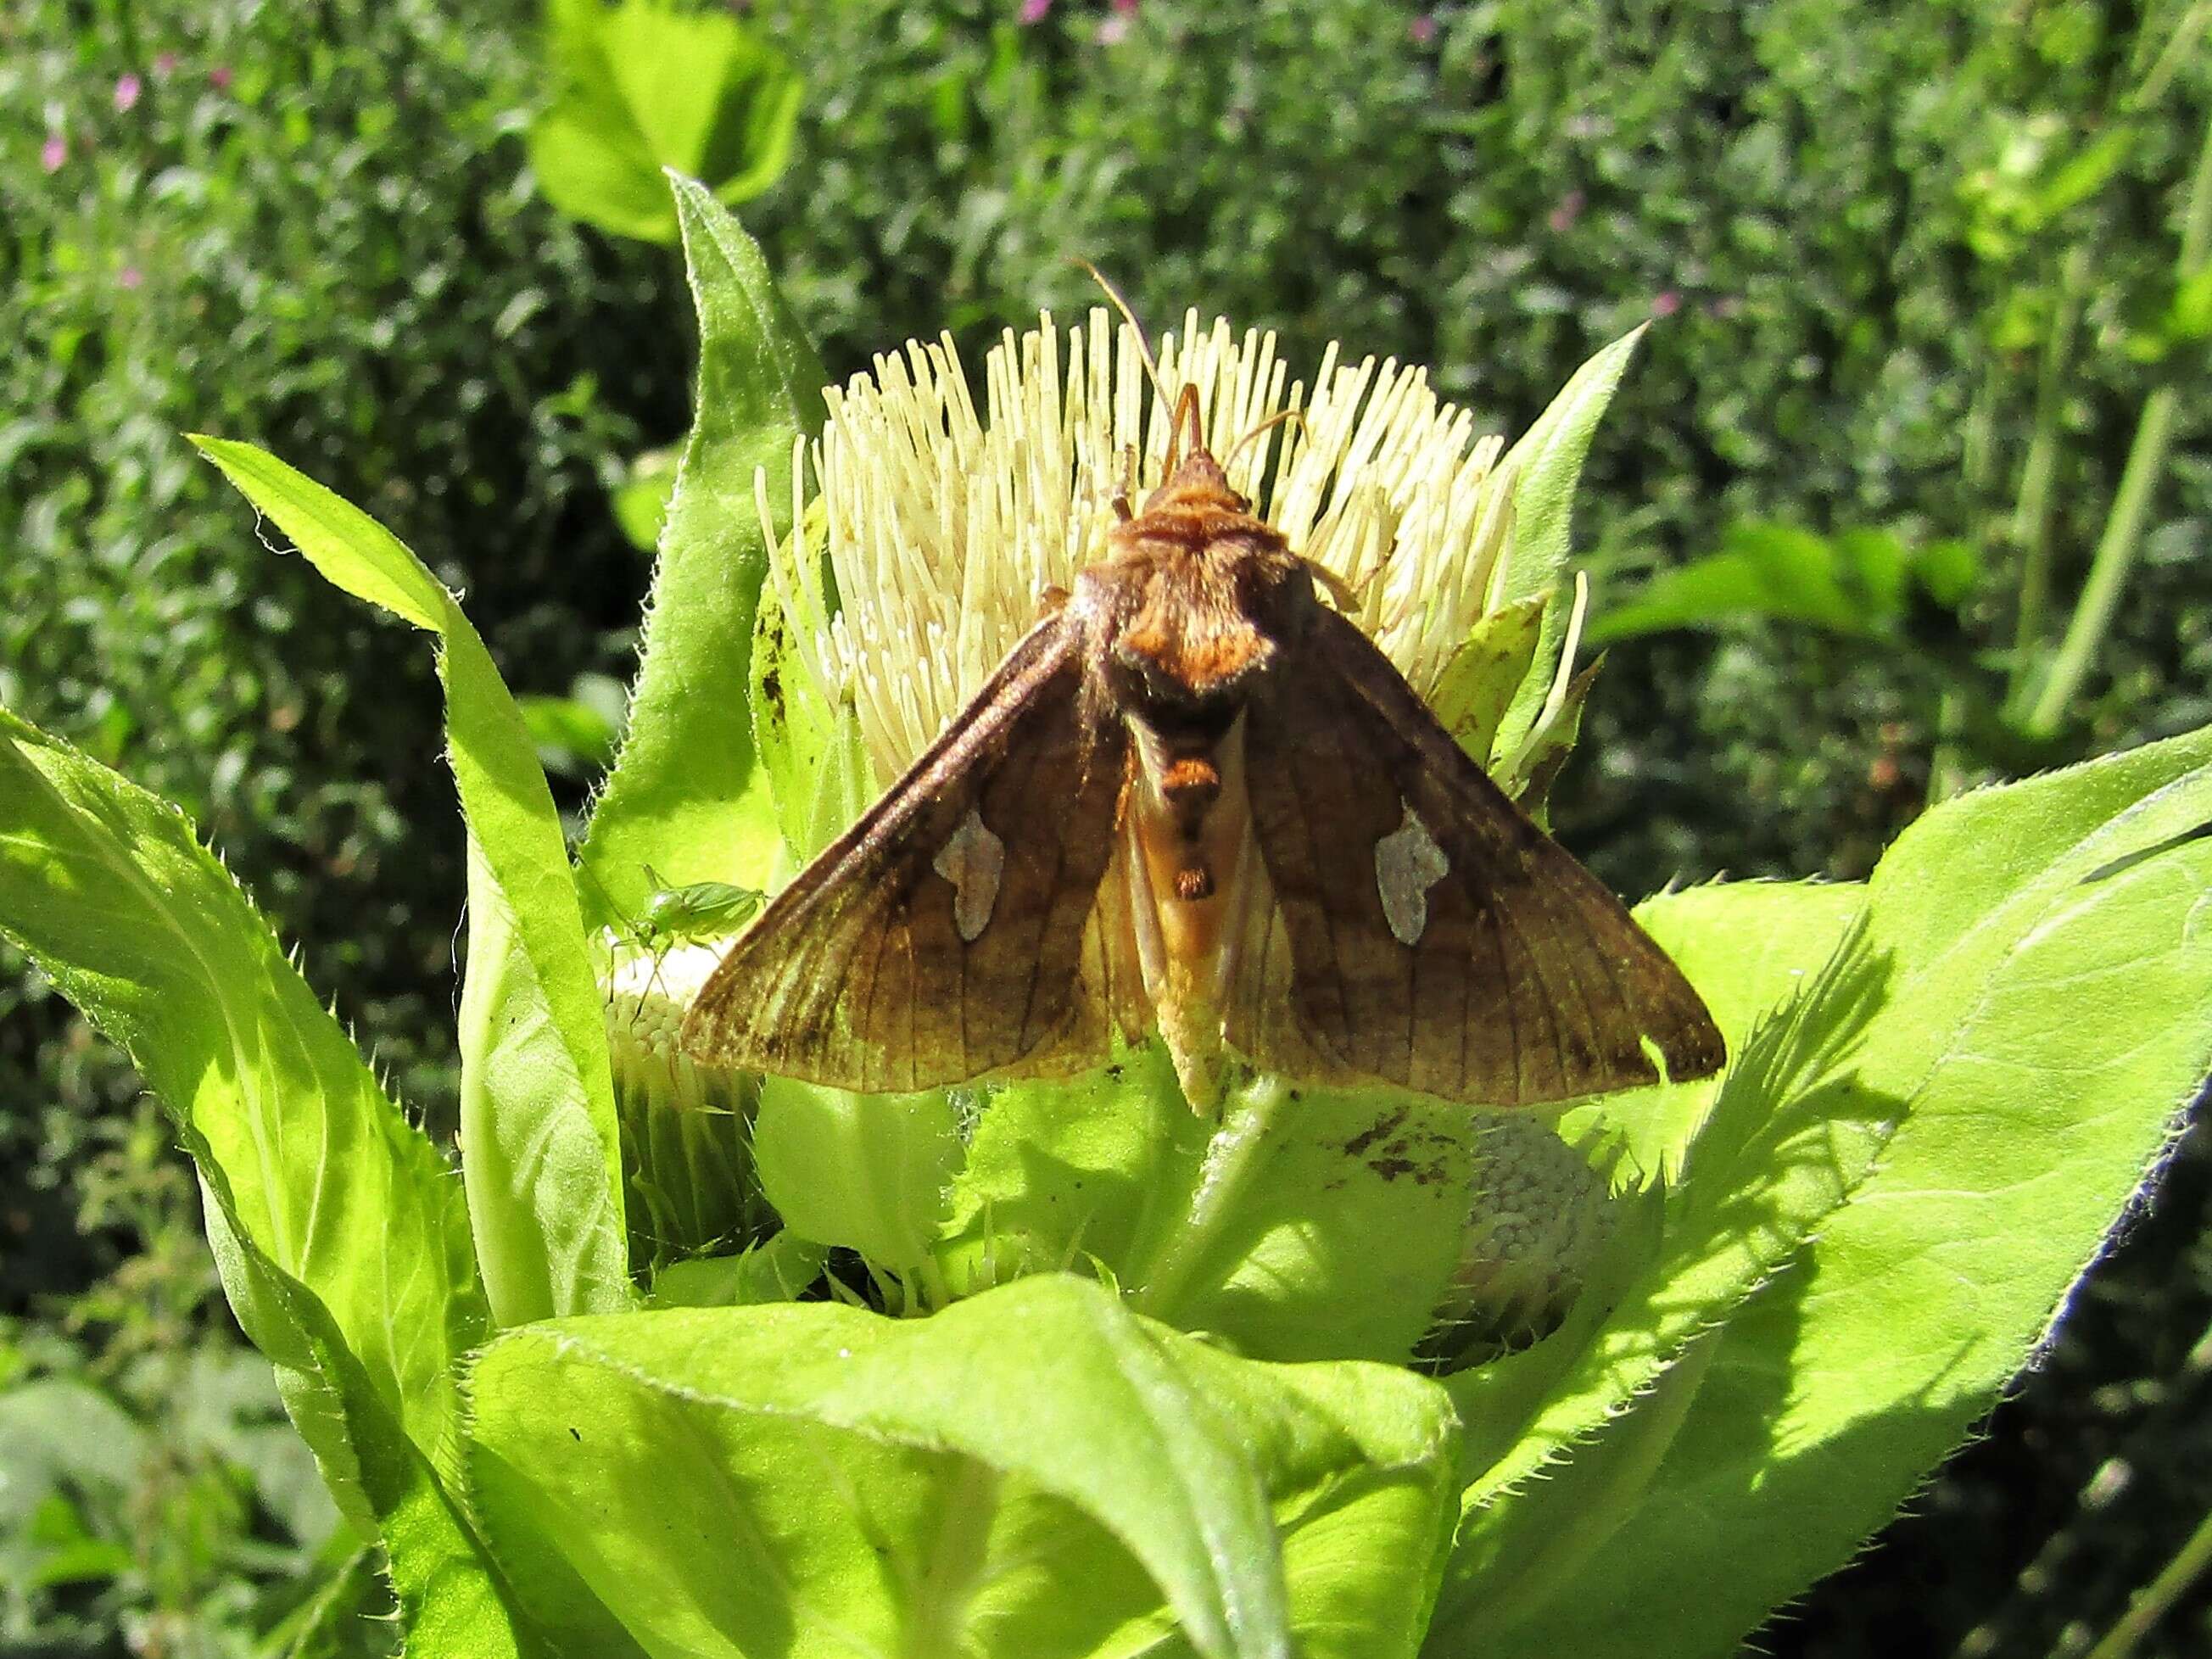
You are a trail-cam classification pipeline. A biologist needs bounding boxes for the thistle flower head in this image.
[760,310,1576,786]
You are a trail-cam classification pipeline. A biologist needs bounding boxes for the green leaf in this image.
[1504,652,1601,823]
[610,445,679,552]
[1448,725,2212,1657]
[2023,123,2135,226]
[463,1276,1461,1659]
[0,1377,142,1590]
[1831,525,1910,616]
[25,1526,135,1593]
[1437,882,1896,1623]
[260,1544,383,1659]
[749,567,873,874]
[189,438,628,1328]
[1433,1328,1719,1634]
[195,1153,535,1656]
[939,1050,1474,1366]
[0,707,485,1500]
[1909,534,1982,609]
[936,1041,1192,1293]
[800,707,877,866]
[1588,520,1871,644]
[517,691,621,776]
[580,180,827,921]
[1591,521,1981,645]
[1116,1074,1481,1365]
[2178,265,2212,337]
[527,0,803,243]
[1491,326,1644,762]
[752,1078,964,1297]
[1561,879,1869,1181]
[2139,262,2212,357]
[649,1232,828,1308]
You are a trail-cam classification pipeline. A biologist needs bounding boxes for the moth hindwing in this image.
[681,389,1725,1112]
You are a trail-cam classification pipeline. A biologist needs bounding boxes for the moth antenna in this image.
[1074,259,1170,405]
[1303,556,1361,613]
[1167,383,1209,475]
[1221,406,1305,472]
[1072,258,1197,472]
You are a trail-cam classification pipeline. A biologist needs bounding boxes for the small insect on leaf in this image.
[636,866,768,947]
[590,863,768,1034]
[684,334,1724,1115]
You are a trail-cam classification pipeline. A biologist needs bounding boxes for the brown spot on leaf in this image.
[1343,1106,1409,1159]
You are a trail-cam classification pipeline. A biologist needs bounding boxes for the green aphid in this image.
[592,865,766,1035]
[632,866,765,952]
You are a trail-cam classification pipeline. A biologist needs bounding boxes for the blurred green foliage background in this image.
[3,0,2207,1652]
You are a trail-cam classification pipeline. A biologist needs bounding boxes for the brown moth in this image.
[681,387,1725,1112]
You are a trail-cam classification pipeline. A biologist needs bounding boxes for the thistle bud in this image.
[1423,1113,1626,1370]
[600,936,775,1271]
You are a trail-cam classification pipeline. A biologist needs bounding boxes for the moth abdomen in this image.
[1156,752,1222,812]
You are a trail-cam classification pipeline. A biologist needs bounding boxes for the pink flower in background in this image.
[1547,188,1586,232]
[154,52,179,75]
[209,64,233,91]
[1098,14,1131,42]
[1408,13,1438,43]
[41,133,66,173]
[115,73,143,112]
[1110,0,1138,13]
[1018,0,1051,21]
[1651,289,1682,318]
[118,265,143,290]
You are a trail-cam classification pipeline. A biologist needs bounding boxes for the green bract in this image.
[1,179,2205,1656]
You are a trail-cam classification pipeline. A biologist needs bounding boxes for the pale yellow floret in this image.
[758,310,1573,786]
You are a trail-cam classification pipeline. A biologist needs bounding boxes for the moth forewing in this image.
[1230,606,1725,1105]
[678,615,1131,1092]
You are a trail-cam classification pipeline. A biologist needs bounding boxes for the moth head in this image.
[1141,383,1248,517]
[1142,445,1245,516]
